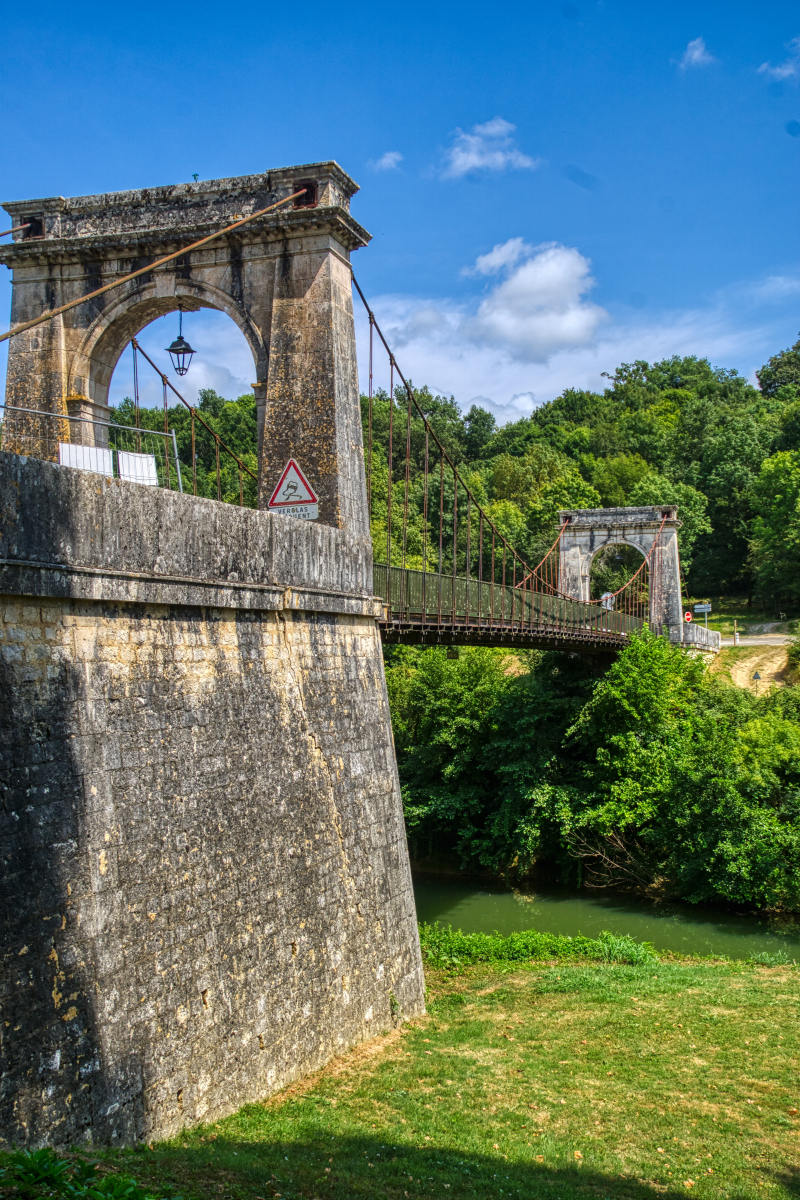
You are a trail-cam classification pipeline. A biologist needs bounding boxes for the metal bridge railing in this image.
[374,562,645,640]
[0,403,184,491]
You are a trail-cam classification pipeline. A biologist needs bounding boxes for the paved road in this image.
[720,634,793,647]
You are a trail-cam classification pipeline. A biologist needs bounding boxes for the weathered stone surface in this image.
[256,232,366,534]
[0,451,374,609]
[1,163,371,533]
[0,454,425,1147]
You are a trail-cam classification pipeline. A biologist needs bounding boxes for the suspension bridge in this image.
[0,162,721,1152]
[0,175,717,657]
[352,279,717,654]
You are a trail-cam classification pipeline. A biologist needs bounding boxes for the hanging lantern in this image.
[166,305,195,376]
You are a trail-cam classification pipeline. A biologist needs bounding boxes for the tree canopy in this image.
[386,634,800,908]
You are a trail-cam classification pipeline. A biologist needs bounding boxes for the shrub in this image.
[0,1147,181,1200]
[418,922,657,968]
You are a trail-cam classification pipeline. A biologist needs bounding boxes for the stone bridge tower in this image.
[0,162,368,531]
[557,505,683,634]
[555,504,719,651]
[0,166,425,1148]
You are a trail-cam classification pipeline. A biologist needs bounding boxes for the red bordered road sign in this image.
[268,459,318,520]
[684,611,693,622]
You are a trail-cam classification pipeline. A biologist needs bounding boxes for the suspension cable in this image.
[517,522,570,590]
[526,515,668,608]
[351,273,529,577]
[367,314,374,517]
[131,338,257,483]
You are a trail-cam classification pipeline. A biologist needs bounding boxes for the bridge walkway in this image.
[374,562,643,652]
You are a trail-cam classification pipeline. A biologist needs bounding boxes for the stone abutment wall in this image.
[0,452,424,1146]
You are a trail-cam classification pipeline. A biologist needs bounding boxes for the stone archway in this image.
[587,539,647,601]
[69,282,266,412]
[558,504,683,635]
[0,162,371,533]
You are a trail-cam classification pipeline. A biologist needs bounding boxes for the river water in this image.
[412,875,800,961]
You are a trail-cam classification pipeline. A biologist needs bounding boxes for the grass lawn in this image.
[102,956,800,1200]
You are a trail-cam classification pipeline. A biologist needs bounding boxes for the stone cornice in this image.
[559,505,680,528]
[0,205,371,268]
[1,161,360,216]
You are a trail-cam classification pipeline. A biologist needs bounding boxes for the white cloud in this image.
[353,262,794,427]
[758,35,800,80]
[749,273,800,302]
[371,151,403,171]
[89,251,799,439]
[463,241,607,362]
[680,37,716,68]
[389,306,450,347]
[441,118,541,179]
[462,237,531,276]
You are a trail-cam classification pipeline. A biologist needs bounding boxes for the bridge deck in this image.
[374,563,643,652]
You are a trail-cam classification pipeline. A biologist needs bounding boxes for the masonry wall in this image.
[0,453,424,1146]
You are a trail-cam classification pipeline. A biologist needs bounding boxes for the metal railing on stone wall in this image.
[0,403,184,491]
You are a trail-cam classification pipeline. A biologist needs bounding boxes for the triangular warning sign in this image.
[267,459,319,520]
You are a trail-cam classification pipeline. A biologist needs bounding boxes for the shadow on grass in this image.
[124,1132,770,1200]
[772,1167,800,1198]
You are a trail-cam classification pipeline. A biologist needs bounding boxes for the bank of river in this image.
[413,874,800,960]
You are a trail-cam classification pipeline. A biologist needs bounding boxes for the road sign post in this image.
[693,602,712,629]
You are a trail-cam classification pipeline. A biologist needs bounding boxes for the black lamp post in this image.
[166,306,195,376]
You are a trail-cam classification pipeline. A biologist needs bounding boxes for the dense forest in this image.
[116,334,800,909]
[358,344,800,604]
[387,635,800,908]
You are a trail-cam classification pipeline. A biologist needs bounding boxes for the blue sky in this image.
[2,0,800,422]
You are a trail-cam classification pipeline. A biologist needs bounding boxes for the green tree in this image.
[111,389,259,505]
[526,468,601,541]
[463,404,497,459]
[388,633,800,907]
[757,334,800,397]
[777,394,800,450]
[749,450,800,603]
[589,453,651,507]
[391,646,518,865]
[687,413,780,594]
[627,472,712,572]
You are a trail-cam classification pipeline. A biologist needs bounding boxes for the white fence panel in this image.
[58,443,113,476]
[117,450,159,486]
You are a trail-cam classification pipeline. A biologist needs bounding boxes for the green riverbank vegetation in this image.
[386,632,800,909]
[24,939,797,1200]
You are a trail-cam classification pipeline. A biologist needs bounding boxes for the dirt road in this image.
[712,644,790,692]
